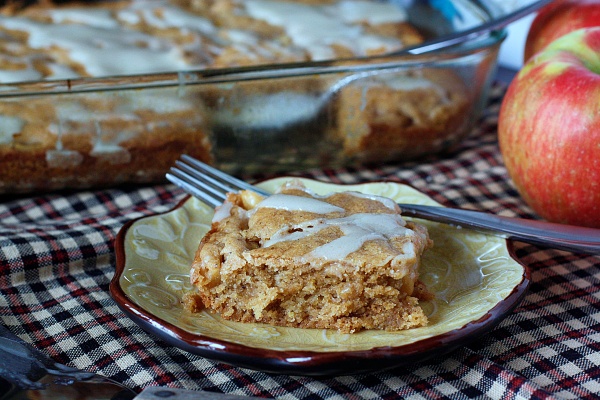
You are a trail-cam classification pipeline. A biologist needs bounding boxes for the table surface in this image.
[1,81,599,400]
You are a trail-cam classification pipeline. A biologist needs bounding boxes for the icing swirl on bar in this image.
[264,212,412,260]
[253,191,414,260]
[252,193,345,214]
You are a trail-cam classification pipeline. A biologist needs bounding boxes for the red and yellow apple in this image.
[525,0,600,62]
[498,27,600,228]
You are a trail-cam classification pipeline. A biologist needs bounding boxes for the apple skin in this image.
[499,28,600,228]
[524,0,600,62]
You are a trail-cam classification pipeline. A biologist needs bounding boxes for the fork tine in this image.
[175,160,237,196]
[166,155,271,208]
[166,167,225,208]
[180,154,270,196]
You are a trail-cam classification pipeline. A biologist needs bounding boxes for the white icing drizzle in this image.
[0,12,190,78]
[358,74,449,104]
[381,75,436,91]
[46,149,83,167]
[0,115,24,144]
[337,0,408,24]
[263,213,411,261]
[253,189,414,261]
[48,7,120,29]
[212,92,322,128]
[0,55,43,82]
[263,218,328,246]
[274,183,399,212]
[355,74,436,92]
[242,0,407,60]
[253,193,345,214]
[212,201,234,223]
[276,179,316,193]
[399,239,416,260]
[89,121,131,163]
[117,2,216,35]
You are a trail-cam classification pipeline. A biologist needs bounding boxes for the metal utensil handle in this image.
[1,324,56,390]
[399,203,600,255]
[0,324,98,389]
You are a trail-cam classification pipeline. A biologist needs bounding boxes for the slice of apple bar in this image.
[185,181,433,333]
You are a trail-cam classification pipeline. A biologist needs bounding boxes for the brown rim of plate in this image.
[109,187,530,376]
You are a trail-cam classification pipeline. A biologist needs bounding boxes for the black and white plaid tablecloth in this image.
[1,83,599,399]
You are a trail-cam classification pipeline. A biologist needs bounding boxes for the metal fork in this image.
[166,155,600,255]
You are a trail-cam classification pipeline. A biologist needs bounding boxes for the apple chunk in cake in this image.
[186,181,433,333]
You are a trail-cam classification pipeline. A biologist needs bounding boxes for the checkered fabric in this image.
[1,83,599,400]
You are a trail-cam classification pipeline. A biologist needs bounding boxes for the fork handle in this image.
[398,203,600,255]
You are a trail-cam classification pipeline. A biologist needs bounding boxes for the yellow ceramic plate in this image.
[110,178,529,376]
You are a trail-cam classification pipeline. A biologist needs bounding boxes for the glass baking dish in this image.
[0,0,505,193]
